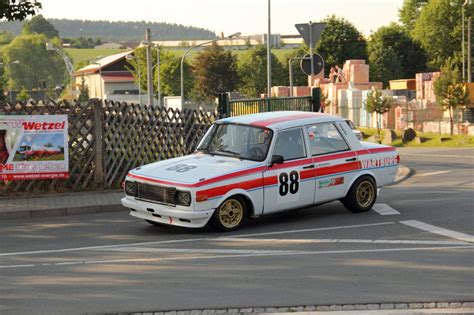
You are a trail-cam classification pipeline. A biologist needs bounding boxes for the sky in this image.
[38,0,404,36]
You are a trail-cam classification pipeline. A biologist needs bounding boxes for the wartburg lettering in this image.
[22,121,66,131]
[122,111,399,232]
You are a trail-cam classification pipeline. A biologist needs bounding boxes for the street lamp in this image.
[180,32,241,107]
[0,60,20,103]
[126,54,142,105]
[451,0,472,81]
[267,0,272,98]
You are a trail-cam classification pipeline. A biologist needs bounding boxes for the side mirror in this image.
[270,154,284,167]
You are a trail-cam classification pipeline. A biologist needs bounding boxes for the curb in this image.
[393,165,413,184]
[116,301,474,314]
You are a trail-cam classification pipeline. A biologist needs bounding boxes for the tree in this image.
[1,34,67,90]
[0,0,41,21]
[398,0,426,33]
[412,0,473,68]
[78,76,89,102]
[316,15,367,75]
[23,14,59,38]
[192,42,239,100]
[238,45,286,98]
[365,88,393,135]
[17,86,30,101]
[368,23,427,86]
[0,31,13,45]
[434,61,470,135]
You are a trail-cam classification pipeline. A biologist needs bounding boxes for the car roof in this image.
[217,111,343,130]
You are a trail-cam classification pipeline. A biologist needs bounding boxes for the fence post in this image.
[92,99,104,188]
[217,93,229,117]
[311,87,321,112]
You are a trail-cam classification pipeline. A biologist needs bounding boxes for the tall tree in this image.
[23,14,59,38]
[192,42,239,99]
[434,61,470,135]
[368,23,427,85]
[412,0,473,69]
[238,45,286,98]
[365,88,393,135]
[0,0,41,21]
[1,34,67,90]
[316,15,367,74]
[398,0,426,33]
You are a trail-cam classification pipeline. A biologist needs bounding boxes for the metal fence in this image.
[0,100,219,195]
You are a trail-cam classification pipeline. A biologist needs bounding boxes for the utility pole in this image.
[145,29,154,106]
[267,0,272,98]
[468,16,472,83]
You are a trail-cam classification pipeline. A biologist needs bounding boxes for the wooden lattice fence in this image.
[0,100,219,195]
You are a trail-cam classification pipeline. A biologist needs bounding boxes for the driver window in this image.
[273,128,306,161]
[307,123,349,156]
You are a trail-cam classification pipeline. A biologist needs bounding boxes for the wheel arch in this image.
[218,189,256,219]
[344,171,377,197]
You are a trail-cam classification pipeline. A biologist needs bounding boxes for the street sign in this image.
[300,54,324,76]
[295,22,326,48]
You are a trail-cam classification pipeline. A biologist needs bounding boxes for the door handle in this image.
[346,157,357,162]
[303,164,315,169]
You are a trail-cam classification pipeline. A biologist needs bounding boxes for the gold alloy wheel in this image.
[218,198,244,229]
[356,181,374,208]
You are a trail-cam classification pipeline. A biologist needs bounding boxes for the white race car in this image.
[122,111,399,231]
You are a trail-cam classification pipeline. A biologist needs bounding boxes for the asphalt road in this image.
[0,147,473,315]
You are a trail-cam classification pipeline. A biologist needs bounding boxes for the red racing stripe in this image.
[316,161,360,177]
[196,178,264,200]
[250,112,318,128]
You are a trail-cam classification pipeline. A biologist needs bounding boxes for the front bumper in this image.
[121,197,214,228]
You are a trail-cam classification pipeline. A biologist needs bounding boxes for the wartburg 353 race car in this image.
[122,111,399,231]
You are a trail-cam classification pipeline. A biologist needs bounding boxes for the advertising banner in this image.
[0,115,69,180]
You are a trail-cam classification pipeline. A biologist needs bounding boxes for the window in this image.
[273,128,306,161]
[307,123,350,156]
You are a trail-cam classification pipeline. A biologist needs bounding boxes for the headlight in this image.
[124,181,137,197]
[176,190,191,206]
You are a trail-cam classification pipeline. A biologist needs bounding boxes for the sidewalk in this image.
[0,166,411,220]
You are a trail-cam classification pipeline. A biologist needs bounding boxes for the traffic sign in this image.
[300,54,324,76]
[295,22,326,48]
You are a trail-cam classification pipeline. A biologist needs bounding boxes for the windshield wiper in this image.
[210,149,243,159]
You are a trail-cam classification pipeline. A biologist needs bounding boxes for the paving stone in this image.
[177,311,191,315]
[303,306,316,311]
[329,305,342,311]
[316,305,330,311]
[462,302,474,308]
[239,308,253,313]
[277,307,289,312]
[409,303,423,309]
[381,304,394,309]
[215,310,228,314]
[342,305,355,310]
[354,304,368,310]
[190,310,203,315]
[289,306,304,312]
[202,310,216,315]
[367,304,380,310]
[253,308,265,312]
[423,303,436,308]
[449,302,462,308]
[227,309,239,314]
[165,311,177,315]
[264,308,278,313]
[437,302,449,308]
[395,303,408,309]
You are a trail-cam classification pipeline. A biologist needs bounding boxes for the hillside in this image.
[0,19,217,42]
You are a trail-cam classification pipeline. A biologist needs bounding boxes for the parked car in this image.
[345,119,363,140]
[122,111,399,231]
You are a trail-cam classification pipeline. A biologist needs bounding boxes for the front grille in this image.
[136,182,176,206]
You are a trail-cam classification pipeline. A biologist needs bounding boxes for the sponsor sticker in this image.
[318,176,344,189]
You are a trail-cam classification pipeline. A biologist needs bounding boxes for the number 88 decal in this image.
[279,171,299,196]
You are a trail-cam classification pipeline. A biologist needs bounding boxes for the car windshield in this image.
[345,120,356,130]
[197,123,273,161]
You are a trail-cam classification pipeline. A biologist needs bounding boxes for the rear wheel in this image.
[341,176,376,213]
[212,197,246,231]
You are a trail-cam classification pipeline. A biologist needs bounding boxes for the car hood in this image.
[128,153,264,187]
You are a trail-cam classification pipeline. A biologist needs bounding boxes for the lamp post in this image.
[451,0,472,81]
[126,54,142,105]
[267,0,272,98]
[0,60,20,103]
[180,32,241,107]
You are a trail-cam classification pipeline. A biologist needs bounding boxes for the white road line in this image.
[372,203,400,215]
[224,222,395,239]
[1,245,472,270]
[401,153,474,159]
[400,220,474,243]
[96,247,298,255]
[216,238,468,246]
[0,222,396,257]
[418,171,452,177]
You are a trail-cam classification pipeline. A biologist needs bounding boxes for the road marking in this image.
[96,247,298,255]
[1,245,472,270]
[216,238,468,246]
[401,153,474,159]
[418,171,452,177]
[224,222,396,239]
[0,222,395,257]
[372,203,400,215]
[400,220,474,243]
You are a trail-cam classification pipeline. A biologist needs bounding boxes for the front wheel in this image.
[341,176,377,213]
[212,197,246,231]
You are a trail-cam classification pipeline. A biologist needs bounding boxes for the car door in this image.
[306,122,358,203]
[263,127,315,214]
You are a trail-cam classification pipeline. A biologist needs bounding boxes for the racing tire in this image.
[212,196,246,232]
[341,176,377,213]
